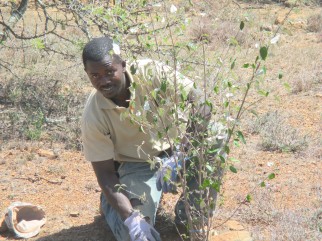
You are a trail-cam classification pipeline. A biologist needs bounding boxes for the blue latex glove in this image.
[124,211,161,241]
[156,153,183,193]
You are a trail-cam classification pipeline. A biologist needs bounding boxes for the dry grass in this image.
[247,111,308,152]
[188,17,249,47]
[307,12,322,32]
[0,2,321,241]
[239,186,322,241]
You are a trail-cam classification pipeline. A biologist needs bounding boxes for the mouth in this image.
[101,85,113,92]
[100,85,115,97]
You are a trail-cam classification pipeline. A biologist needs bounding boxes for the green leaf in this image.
[260,181,266,187]
[31,38,45,49]
[205,100,213,108]
[260,46,268,61]
[130,64,137,75]
[201,179,211,189]
[268,173,275,180]
[231,59,236,69]
[212,181,221,192]
[243,63,250,68]
[246,194,252,202]
[237,131,246,144]
[229,165,237,173]
[258,90,270,97]
[230,37,239,46]
[233,139,240,147]
[206,164,214,172]
[139,126,144,132]
[219,155,226,163]
[224,145,230,155]
[240,21,245,30]
[278,73,283,79]
[206,147,220,154]
[230,157,240,163]
[283,82,291,91]
[161,81,167,92]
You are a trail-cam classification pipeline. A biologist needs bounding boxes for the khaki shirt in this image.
[81,59,195,163]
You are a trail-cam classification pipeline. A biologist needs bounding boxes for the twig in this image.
[14,176,62,185]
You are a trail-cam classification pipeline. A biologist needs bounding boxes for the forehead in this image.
[85,55,121,72]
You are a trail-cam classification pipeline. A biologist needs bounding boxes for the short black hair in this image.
[82,36,122,67]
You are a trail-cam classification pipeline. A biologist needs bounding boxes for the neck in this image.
[112,89,130,108]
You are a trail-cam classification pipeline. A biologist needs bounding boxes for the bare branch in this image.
[0,0,29,41]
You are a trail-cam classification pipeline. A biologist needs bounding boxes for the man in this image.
[81,36,212,241]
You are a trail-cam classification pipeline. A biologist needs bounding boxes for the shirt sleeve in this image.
[81,119,115,162]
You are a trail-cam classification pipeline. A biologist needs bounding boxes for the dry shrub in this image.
[247,111,308,152]
[291,68,322,94]
[251,208,322,241]
[241,188,321,241]
[213,21,248,46]
[240,188,278,225]
[307,13,322,32]
[188,16,248,46]
[0,35,87,148]
[189,17,215,43]
[318,31,322,42]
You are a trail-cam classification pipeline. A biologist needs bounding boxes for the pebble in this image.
[70,212,80,217]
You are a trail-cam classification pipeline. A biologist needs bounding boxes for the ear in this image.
[122,60,126,72]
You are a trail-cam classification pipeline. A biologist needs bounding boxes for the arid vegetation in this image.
[0,0,321,241]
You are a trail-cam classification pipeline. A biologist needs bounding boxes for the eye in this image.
[91,74,99,79]
[106,70,114,76]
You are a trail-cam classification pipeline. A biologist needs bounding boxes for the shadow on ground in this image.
[0,214,182,241]
[35,216,113,241]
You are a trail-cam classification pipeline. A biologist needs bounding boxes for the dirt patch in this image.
[0,2,321,241]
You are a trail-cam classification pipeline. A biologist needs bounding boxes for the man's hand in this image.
[124,211,161,241]
[156,153,183,193]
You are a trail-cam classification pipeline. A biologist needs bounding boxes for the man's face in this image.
[85,55,127,100]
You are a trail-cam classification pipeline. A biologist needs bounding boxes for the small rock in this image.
[211,230,252,241]
[0,159,6,165]
[69,212,79,217]
[267,162,274,167]
[225,220,245,231]
[275,15,285,25]
[260,25,272,31]
[37,149,57,159]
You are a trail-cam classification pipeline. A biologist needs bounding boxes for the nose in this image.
[99,76,111,86]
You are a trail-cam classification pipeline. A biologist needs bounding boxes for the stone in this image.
[225,220,245,231]
[37,149,58,159]
[69,212,80,217]
[211,230,253,241]
[275,15,285,25]
[209,220,252,241]
[260,25,272,32]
